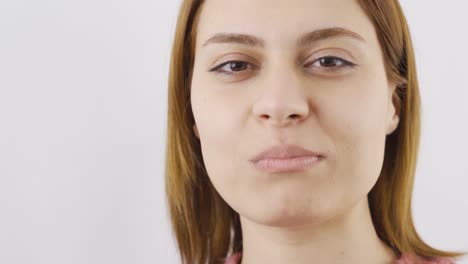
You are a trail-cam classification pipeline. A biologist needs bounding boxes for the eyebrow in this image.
[201,27,367,49]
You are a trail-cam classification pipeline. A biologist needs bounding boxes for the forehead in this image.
[195,0,377,51]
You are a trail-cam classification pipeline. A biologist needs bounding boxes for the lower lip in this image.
[251,156,322,173]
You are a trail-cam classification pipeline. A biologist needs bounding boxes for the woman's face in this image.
[190,0,399,227]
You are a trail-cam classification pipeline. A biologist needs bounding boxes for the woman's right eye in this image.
[209,60,255,76]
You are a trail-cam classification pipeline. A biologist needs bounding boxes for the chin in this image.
[248,205,333,228]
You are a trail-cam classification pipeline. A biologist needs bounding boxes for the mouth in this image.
[250,155,323,173]
[249,143,324,161]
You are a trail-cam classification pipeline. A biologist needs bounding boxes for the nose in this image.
[252,64,310,127]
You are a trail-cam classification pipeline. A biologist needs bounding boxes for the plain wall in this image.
[0,0,466,263]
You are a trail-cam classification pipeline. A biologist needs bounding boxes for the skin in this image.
[190,0,400,263]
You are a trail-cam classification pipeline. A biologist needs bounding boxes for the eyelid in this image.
[304,48,356,64]
[211,52,258,67]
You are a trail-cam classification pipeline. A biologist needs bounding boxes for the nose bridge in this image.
[260,51,304,100]
[252,52,309,126]
[267,50,301,92]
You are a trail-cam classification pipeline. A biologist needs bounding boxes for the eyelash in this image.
[209,56,358,76]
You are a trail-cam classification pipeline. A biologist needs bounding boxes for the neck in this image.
[239,198,397,264]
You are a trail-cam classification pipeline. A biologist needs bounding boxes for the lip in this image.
[249,144,324,173]
[250,144,324,162]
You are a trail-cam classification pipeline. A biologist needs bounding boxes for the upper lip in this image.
[249,144,324,162]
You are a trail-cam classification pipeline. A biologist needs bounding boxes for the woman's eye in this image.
[209,60,254,76]
[306,56,357,71]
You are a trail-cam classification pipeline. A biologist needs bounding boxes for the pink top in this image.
[223,251,455,264]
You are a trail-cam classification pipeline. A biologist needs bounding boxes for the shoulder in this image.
[395,254,455,264]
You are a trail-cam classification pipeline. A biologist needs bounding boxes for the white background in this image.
[0,0,466,263]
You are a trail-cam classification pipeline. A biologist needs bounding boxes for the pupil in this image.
[321,57,337,67]
[230,62,246,71]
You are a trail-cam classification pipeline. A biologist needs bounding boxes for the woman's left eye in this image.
[306,56,357,71]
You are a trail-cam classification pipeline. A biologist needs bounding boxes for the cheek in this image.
[320,73,389,142]
[319,78,389,194]
[191,86,244,146]
[190,79,246,189]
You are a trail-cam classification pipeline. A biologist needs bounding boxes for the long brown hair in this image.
[164,1,467,263]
